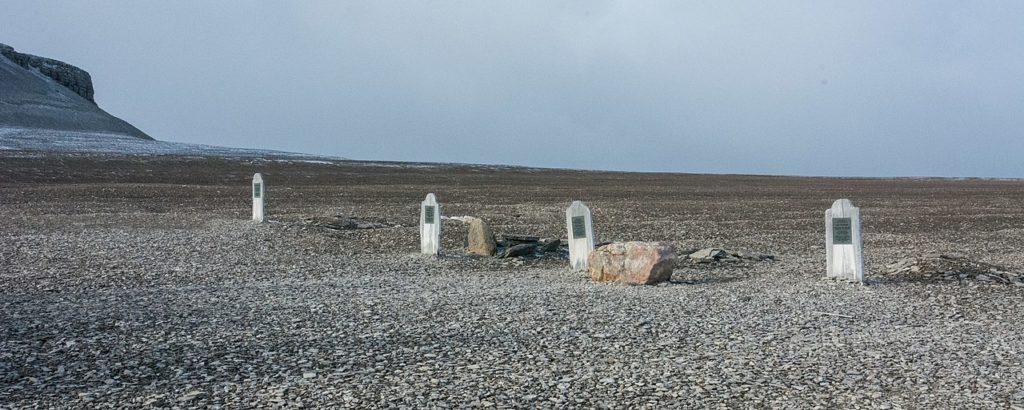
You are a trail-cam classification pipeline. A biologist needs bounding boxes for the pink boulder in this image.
[587,242,677,285]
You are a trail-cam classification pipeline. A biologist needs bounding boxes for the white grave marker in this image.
[566,200,595,271]
[420,193,441,255]
[825,198,864,283]
[252,173,265,223]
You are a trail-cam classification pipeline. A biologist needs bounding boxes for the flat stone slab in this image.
[499,243,538,258]
[501,234,540,243]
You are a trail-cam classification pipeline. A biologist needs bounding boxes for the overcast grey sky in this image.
[3,1,1023,177]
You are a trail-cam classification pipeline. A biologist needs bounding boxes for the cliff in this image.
[0,43,152,140]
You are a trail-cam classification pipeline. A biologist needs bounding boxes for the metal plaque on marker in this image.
[832,217,853,245]
[253,183,261,199]
[571,216,587,239]
[424,205,435,224]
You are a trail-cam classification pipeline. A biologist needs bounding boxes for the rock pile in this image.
[302,216,388,230]
[499,243,537,258]
[496,235,563,258]
[684,248,775,264]
[885,254,1024,285]
[448,217,564,259]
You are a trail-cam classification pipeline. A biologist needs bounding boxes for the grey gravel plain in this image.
[2,153,1024,409]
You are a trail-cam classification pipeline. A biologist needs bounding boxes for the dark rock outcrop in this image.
[1,43,95,103]
[0,43,152,140]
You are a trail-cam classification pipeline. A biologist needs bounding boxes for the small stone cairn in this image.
[885,254,1024,285]
[684,248,775,264]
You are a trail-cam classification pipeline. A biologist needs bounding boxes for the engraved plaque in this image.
[832,217,852,245]
[571,216,587,239]
[424,205,435,224]
[253,183,261,199]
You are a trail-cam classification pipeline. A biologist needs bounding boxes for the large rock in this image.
[588,242,677,285]
[466,217,497,256]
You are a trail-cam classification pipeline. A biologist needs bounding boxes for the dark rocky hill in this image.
[0,43,152,140]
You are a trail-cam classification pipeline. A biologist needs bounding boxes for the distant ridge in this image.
[0,43,152,140]
[0,126,351,160]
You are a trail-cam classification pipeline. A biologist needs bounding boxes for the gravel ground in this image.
[2,154,1024,408]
